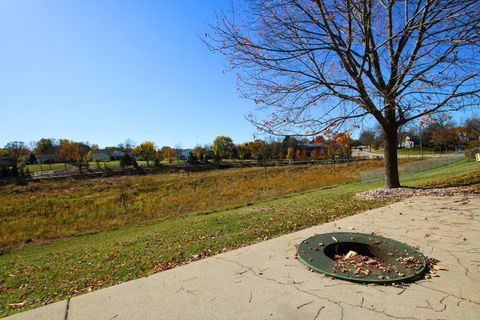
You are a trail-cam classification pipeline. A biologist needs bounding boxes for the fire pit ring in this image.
[297,232,427,284]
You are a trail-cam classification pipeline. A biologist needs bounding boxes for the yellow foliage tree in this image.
[162,146,174,164]
[134,141,156,166]
[286,147,295,161]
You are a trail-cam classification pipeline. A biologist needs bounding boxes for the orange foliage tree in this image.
[59,141,80,169]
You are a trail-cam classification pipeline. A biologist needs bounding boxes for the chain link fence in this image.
[359,154,465,183]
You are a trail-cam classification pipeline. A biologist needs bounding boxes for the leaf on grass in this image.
[9,301,27,308]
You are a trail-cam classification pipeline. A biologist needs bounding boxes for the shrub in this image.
[120,153,134,168]
[187,152,199,165]
[10,166,19,177]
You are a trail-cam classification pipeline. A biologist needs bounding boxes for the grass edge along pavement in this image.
[1,160,479,317]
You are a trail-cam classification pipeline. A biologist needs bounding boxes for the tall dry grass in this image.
[0,160,385,247]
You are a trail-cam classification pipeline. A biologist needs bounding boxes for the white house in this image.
[91,149,134,161]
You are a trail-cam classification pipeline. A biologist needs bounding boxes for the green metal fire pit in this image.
[297,232,427,284]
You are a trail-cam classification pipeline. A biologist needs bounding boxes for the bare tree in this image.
[206,0,480,188]
[359,129,376,151]
[464,117,480,142]
[174,143,184,164]
[4,141,30,163]
[118,138,136,153]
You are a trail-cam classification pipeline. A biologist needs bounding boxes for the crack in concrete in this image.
[416,299,447,313]
[180,276,199,282]
[64,298,70,320]
[414,283,480,305]
[292,283,419,320]
[296,300,314,310]
[433,247,479,282]
[214,256,425,320]
[312,306,324,320]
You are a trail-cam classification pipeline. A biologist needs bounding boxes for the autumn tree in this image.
[155,149,164,162]
[34,138,56,156]
[161,146,174,164]
[326,141,336,160]
[335,132,352,158]
[464,117,480,147]
[429,121,459,151]
[59,140,80,169]
[193,145,205,161]
[295,150,303,161]
[207,0,480,188]
[250,139,268,161]
[213,136,234,161]
[267,140,282,160]
[286,147,295,162]
[311,149,319,160]
[300,149,308,160]
[134,141,156,166]
[3,141,30,163]
[239,142,252,160]
[230,145,240,159]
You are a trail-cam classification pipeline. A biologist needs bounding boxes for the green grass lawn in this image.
[371,146,435,155]
[26,163,75,172]
[0,159,478,317]
[401,158,480,186]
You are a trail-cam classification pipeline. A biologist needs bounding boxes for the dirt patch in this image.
[354,186,479,201]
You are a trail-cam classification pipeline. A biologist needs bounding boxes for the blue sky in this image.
[0,1,476,149]
[0,0,257,148]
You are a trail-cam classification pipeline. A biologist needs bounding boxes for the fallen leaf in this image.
[344,250,358,260]
[9,301,27,308]
[432,265,448,271]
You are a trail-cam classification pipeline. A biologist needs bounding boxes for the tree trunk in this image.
[383,126,400,189]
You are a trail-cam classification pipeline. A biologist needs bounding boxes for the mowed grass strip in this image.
[371,147,435,155]
[0,160,387,248]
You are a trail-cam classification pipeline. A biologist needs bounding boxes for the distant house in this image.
[399,136,415,148]
[91,149,135,161]
[352,146,367,152]
[455,145,465,153]
[181,149,193,158]
[0,157,16,168]
[37,153,63,164]
[299,143,325,156]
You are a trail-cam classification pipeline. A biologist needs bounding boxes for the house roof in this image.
[302,143,325,148]
[0,157,16,166]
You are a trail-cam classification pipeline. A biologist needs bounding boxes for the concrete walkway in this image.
[5,195,480,320]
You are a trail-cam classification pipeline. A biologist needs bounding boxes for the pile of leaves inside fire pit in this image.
[397,256,422,269]
[332,250,422,279]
